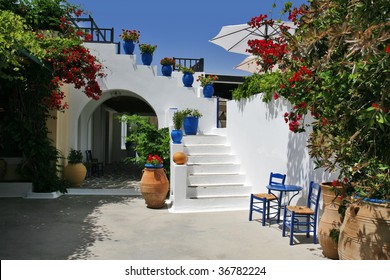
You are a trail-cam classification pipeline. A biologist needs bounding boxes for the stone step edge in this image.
[188,183,249,187]
[189,194,250,199]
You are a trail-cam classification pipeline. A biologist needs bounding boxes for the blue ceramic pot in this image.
[142,52,153,65]
[203,84,214,98]
[182,73,194,87]
[123,40,135,55]
[171,129,183,144]
[161,65,173,77]
[183,117,199,135]
[144,163,163,169]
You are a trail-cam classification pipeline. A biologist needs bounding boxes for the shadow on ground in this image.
[0,196,130,260]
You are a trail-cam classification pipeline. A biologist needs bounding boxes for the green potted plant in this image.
[63,149,87,187]
[119,29,140,55]
[182,108,202,135]
[197,74,219,98]
[160,57,175,77]
[139,43,157,66]
[178,65,195,87]
[236,0,389,259]
[171,110,184,144]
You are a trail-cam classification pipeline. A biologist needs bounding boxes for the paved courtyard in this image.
[0,162,328,260]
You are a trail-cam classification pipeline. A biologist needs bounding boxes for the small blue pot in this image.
[182,73,194,87]
[123,41,135,55]
[142,52,153,65]
[171,129,183,144]
[161,65,173,77]
[203,84,214,98]
[183,117,199,135]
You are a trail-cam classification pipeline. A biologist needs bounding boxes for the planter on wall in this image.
[141,52,153,65]
[182,73,194,87]
[203,84,214,98]
[123,40,135,55]
[183,116,199,135]
[170,129,183,144]
[161,65,173,76]
[338,200,390,260]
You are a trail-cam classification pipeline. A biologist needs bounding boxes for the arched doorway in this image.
[78,89,157,165]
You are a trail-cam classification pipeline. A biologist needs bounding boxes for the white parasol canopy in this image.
[235,55,280,74]
[209,21,296,55]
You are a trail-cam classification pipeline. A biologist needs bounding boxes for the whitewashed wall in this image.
[226,94,337,203]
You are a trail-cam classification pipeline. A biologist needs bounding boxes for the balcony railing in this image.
[71,15,121,53]
[173,57,204,72]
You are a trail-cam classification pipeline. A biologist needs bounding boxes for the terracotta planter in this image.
[140,166,169,209]
[338,201,390,260]
[63,163,87,187]
[318,182,344,259]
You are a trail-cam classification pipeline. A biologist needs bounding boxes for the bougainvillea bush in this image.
[0,0,105,192]
[233,0,389,201]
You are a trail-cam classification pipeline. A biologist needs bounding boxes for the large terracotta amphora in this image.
[318,182,344,259]
[140,165,169,209]
[338,201,390,260]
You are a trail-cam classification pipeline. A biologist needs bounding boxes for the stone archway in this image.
[77,89,157,165]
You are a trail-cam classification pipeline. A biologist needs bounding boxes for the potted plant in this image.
[171,110,184,144]
[140,154,169,209]
[182,108,202,135]
[160,57,175,77]
[63,148,87,187]
[237,1,390,259]
[197,74,219,98]
[139,43,157,66]
[119,29,140,55]
[178,65,195,87]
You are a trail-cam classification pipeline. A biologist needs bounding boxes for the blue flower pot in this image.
[142,52,153,65]
[171,129,183,144]
[183,117,199,135]
[182,73,194,87]
[123,40,135,55]
[144,163,163,169]
[203,84,214,98]
[161,65,173,77]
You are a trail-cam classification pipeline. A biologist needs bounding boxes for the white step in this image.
[170,196,250,213]
[188,174,246,186]
[184,144,231,155]
[188,185,252,197]
[187,154,237,164]
[187,163,241,175]
[183,135,227,145]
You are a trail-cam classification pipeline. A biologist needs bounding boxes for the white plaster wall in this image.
[67,43,218,153]
[226,94,337,203]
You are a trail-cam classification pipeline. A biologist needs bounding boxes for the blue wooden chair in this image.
[249,172,286,226]
[282,181,322,245]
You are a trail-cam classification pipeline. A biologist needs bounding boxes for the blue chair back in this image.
[269,172,286,186]
[307,181,322,214]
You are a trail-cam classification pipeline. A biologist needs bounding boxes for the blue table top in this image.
[266,184,303,192]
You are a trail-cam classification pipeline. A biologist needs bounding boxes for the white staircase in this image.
[175,133,251,212]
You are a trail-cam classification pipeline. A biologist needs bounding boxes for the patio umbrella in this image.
[209,21,295,55]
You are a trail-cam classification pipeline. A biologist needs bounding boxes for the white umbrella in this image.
[235,55,280,74]
[209,21,296,55]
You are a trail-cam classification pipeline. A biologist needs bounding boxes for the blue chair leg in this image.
[290,211,295,245]
[306,216,310,238]
[249,195,253,221]
[282,208,287,237]
[261,199,266,226]
[313,220,318,244]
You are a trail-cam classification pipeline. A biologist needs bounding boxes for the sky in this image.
[69,0,308,76]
